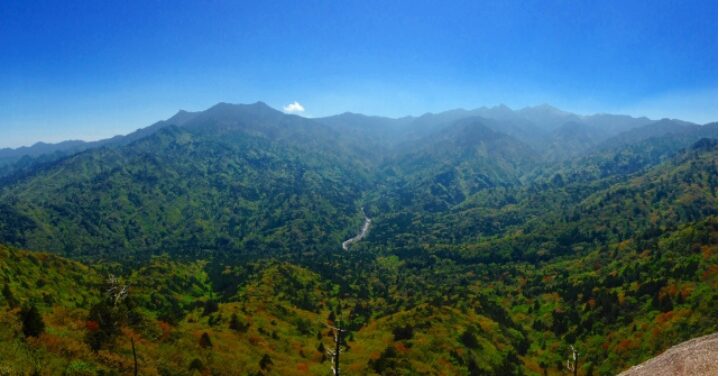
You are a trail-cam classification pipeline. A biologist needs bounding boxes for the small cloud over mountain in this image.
[283,101,305,113]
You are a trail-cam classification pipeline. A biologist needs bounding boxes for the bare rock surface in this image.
[618,333,717,376]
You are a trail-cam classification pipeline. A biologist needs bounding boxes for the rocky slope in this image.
[618,333,717,376]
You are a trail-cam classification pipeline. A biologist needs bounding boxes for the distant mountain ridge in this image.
[2,102,712,167]
[0,101,714,258]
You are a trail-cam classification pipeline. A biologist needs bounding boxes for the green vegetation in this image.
[0,103,716,374]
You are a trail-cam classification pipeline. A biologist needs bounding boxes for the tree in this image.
[460,328,479,349]
[324,318,346,375]
[85,275,133,351]
[259,353,273,370]
[188,358,204,372]
[199,332,212,348]
[369,346,400,373]
[86,300,121,351]
[229,313,244,332]
[566,345,579,376]
[20,305,45,337]
[468,358,482,376]
[131,337,138,376]
[317,342,327,362]
[539,360,548,376]
[202,300,219,316]
[2,284,17,308]
[392,324,414,341]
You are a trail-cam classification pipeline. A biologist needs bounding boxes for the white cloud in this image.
[283,101,305,113]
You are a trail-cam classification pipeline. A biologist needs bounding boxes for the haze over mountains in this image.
[0,101,716,375]
[1,102,714,167]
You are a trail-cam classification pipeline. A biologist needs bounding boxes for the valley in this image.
[0,103,716,375]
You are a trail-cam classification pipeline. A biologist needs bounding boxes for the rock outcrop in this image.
[618,333,717,376]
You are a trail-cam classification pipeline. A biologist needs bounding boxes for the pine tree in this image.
[2,284,17,308]
[259,353,273,370]
[317,342,327,362]
[229,313,241,331]
[20,304,45,337]
[199,332,212,348]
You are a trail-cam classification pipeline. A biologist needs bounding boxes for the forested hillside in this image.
[0,103,716,375]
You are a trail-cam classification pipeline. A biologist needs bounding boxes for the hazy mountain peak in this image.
[518,103,567,115]
[169,102,278,126]
[491,104,512,112]
[206,101,274,112]
[166,109,199,125]
[192,101,286,124]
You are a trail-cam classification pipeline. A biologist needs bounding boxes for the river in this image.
[342,215,371,251]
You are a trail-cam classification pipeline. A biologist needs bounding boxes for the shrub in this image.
[188,358,204,371]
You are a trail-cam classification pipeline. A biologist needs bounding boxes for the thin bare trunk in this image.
[131,337,138,376]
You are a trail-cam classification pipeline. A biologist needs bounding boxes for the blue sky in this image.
[0,0,717,147]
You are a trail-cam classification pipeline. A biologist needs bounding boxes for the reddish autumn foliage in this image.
[158,321,172,340]
[616,339,636,352]
[296,362,309,372]
[86,320,100,332]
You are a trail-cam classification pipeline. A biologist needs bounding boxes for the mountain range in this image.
[0,102,716,375]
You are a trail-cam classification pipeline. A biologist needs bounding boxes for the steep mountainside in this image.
[0,123,367,259]
[376,117,539,213]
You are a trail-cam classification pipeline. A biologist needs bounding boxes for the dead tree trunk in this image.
[333,324,341,376]
[566,345,579,376]
[326,318,346,376]
[131,337,138,376]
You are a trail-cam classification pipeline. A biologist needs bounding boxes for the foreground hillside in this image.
[0,208,716,375]
[0,103,716,374]
[0,246,525,375]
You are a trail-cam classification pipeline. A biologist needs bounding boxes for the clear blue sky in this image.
[1,0,717,147]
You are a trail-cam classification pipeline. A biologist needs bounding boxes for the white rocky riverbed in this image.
[342,215,371,251]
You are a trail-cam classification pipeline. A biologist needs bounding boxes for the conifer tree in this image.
[2,284,17,308]
[199,332,213,348]
[259,353,273,370]
[20,304,45,337]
